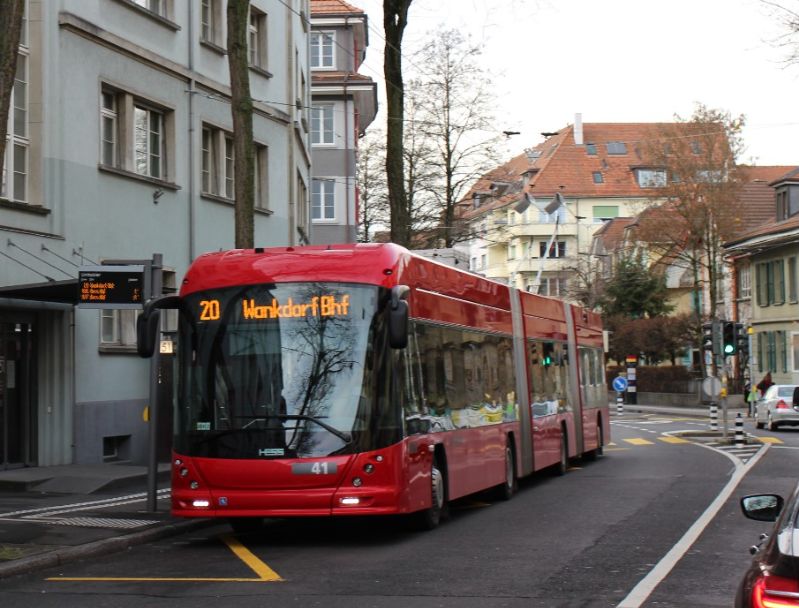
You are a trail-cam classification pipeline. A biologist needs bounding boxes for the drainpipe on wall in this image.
[187,0,196,261]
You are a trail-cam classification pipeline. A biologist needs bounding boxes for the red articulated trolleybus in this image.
[137,243,608,531]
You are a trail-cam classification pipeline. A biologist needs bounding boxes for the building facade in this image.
[459,118,671,298]
[0,0,312,468]
[308,0,377,245]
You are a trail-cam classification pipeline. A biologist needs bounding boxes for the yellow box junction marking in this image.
[46,534,283,583]
[624,438,654,446]
[659,436,690,444]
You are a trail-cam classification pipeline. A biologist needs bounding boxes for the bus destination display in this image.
[78,265,145,309]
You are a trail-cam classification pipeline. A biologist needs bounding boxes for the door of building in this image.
[0,319,35,468]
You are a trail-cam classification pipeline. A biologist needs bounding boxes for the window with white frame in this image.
[635,168,667,188]
[224,136,234,198]
[100,91,117,167]
[248,7,267,69]
[296,171,308,235]
[100,309,138,347]
[539,240,566,258]
[790,257,798,303]
[2,52,28,203]
[311,105,335,145]
[738,264,751,299]
[538,277,567,296]
[200,0,221,44]
[310,31,335,68]
[134,105,164,179]
[132,0,168,18]
[538,205,566,224]
[254,144,268,210]
[201,125,241,202]
[101,86,172,182]
[312,178,335,220]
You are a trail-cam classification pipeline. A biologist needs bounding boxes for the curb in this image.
[0,518,213,579]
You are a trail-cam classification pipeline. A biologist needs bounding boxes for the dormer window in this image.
[585,143,597,155]
[606,141,627,155]
[635,168,667,188]
[776,184,799,220]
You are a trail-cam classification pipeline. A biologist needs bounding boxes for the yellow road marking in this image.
[624,438,654,445]
[221,534,283,581]
[605,447,630,451]
[756,436,784,444]
[47,534,283,583]
[659,436,690,444]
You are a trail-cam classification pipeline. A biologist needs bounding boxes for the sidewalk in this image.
[0,463,209,579]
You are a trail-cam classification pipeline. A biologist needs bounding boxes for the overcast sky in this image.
[352,0,799,166]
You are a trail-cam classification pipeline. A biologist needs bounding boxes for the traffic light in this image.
[701,322,715,353]
[702,320,722,355]
[735,323,748,358]
[722,321,736,355]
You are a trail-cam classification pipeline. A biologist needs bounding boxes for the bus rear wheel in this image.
[410,458,447,531]
[555,432,569,476]
[494,442,517,500]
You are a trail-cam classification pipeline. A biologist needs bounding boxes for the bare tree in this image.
[761,1,799,64]
[227,0,255,248]
[383,0,413,247]
[636,104,746,322]
[0,0,25,169]
[357,130,390,242]
[411,29,501,247]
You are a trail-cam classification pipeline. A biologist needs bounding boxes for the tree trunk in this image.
[383,0,412,247]
[0,0,25,172]
[227,0,255,249]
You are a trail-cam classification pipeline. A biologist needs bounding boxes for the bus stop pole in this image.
[146,254,163,512]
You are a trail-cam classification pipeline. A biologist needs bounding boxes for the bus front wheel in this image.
[410,457,447,531]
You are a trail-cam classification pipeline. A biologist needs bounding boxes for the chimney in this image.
[574,113,583,146]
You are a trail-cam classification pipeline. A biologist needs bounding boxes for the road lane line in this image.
[617,443,770,608]
[658,436,690,444]
[221,534,283,581]
[756,436,783,444]
[623,438,654,445]
[47,535,284,583]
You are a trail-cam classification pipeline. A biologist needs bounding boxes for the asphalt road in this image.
[2,412,797,608]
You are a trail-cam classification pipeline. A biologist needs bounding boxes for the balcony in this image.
[507,222,580,237]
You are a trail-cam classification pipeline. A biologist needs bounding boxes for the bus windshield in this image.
[175,282,401,459]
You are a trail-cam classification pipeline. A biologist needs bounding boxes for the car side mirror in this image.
[740,494,784,522]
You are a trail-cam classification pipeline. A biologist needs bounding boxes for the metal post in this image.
[709,403,718,432]
[734,413,745,447]
[721,393,729,440]
[616,393,624,416]
[146,253,163,512]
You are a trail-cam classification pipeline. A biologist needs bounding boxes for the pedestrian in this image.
[756,371,774,397]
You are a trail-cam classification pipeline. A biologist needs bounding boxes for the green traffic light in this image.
[724,344,734,354]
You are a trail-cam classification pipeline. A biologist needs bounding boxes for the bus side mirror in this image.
[136,295,184,358]
[136,309,160,358]
[389,285,410,349]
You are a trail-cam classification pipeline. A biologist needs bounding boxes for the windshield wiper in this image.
[197,414,352,444]
[276,414,352,444]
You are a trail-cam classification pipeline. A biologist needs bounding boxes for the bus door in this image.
[529,341,560,469]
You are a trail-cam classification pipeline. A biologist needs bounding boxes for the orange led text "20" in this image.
[199,299,221,321]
